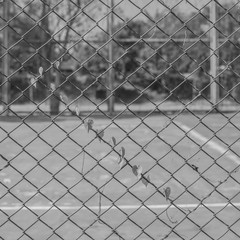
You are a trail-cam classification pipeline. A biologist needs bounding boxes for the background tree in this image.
[2,1,240,109]
[3,0,105,113]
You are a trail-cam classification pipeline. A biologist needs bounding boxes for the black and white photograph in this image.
[0,0,240,239]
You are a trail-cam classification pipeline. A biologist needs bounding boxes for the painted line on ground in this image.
[1,202,240,211]
[178,123,240,165]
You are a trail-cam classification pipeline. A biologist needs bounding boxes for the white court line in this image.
[1,202,240,211]
[178,123,240,165]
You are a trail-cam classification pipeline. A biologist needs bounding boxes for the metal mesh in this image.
[0,0,240,239]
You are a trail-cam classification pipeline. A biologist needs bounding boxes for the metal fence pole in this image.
[107,0,114,115]
[2,0,10,116]
[210,0,219,107]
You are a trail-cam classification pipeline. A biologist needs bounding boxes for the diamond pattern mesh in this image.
[0,0,240,239]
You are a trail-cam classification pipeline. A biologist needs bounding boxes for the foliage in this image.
[3,1,240,104]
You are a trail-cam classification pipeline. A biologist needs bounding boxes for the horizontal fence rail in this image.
[0,0,240,239]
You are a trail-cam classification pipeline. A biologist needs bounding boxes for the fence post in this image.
[2,0,10,116]
[107,0,115,115]
[210,0,219,107]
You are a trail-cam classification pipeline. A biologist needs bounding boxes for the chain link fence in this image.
[0,0,240,239]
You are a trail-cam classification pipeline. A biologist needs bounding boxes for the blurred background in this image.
[1,0,240,116]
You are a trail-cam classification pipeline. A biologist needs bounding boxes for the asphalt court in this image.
[0,113,240,239]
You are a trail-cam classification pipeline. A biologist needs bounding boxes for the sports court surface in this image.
[0,112,240,239]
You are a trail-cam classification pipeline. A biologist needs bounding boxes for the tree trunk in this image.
[231,83,240,102]
[50,71,61,115]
